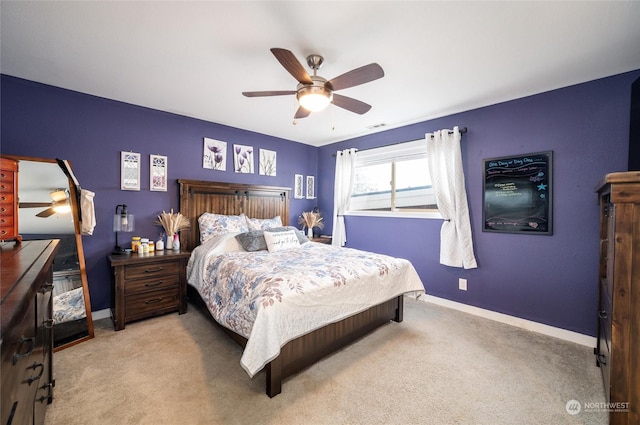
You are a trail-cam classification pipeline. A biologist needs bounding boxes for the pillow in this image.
[236,226,309,252]
[263,229,301,252]
[236,230,268,252]
[246,216,283,230]
[198,213,249,243]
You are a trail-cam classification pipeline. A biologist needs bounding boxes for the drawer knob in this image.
[144,281,164,288]
[598,310,608,319]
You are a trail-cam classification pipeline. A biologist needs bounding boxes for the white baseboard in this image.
[417,294,597,348]
[91,309,111,321]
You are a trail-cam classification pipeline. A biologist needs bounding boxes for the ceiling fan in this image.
[242,48,384,119]
[19,189,70,218]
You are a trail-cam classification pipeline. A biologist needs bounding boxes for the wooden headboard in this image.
[178,179,291,250]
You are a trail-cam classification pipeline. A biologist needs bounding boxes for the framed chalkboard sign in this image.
[483,151,553,235]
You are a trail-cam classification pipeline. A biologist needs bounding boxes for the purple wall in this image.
[317,69,640,337]
[1,75,318,311]
[3,70,638,336]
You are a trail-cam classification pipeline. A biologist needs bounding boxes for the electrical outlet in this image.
[458,278,467,291]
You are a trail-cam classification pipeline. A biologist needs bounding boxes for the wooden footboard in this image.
[266,295,403,397]
[187,286,403,397]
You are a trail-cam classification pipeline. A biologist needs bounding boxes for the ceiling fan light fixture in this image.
[297,84,333,112]
[52,201,71,214]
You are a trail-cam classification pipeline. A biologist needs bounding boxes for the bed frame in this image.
[178,179,404,397]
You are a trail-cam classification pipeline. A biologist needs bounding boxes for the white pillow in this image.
[263,229,301,252]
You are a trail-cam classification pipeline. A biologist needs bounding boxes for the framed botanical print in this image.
[259,149,277,176]
[203,137,227,171]
[234,144,254,173]
[121,151,141,191]
[150,154,167,192]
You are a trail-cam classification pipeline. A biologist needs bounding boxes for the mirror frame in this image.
[2,154,94,350]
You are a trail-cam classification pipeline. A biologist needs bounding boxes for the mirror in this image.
[3,155,94,350]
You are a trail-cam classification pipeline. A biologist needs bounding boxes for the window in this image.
[348,139,441,218]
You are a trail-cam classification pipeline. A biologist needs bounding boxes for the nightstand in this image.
[311,236,332,244]
[108,250,190,330]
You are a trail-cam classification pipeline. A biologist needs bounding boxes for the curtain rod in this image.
[332,127,468,156]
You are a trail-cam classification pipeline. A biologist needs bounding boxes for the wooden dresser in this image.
[109,250,190,330]
[595,171,640,425]
[0,157,20,242]
[1,239,59,425]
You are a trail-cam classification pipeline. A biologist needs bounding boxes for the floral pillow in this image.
[246,215,283,231]
[198,213,249,243]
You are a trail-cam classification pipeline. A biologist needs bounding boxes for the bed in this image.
[179,179,425,397]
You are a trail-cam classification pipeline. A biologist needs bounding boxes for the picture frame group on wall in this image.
[482,151,553,235]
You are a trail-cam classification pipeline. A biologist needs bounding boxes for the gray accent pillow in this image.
[236,226,308,252]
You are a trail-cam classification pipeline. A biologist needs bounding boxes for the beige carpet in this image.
[45,297,606,425]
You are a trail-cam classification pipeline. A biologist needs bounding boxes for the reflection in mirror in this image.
[9,156,94,350]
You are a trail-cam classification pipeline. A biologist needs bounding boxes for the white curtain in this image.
[426,127,477,269]
[332,148,357,246]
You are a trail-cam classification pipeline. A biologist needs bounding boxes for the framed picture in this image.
[482,151,553,235]
[306,175,315,199]
[150,154,167,192]
[294,174,304,199]
[234,144,254,173]
[259,149,277,176]
[203,137,227,171]
[121,151,141,191]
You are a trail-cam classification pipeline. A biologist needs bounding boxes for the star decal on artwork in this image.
[537,183,548,191]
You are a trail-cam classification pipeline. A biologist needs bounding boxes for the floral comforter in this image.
[186,233,425,377]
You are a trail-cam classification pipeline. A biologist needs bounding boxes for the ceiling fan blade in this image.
[270,48,313,85]
[328,63,384,91]
[19,202,52,208]
[294,106,311,119]
[242,90,296,98]
[36,207,56,218]
[332,94,372,115]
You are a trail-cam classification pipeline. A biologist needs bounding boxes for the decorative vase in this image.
[166,234,173,250]
[307,227,313,238]
[173,234,180,251]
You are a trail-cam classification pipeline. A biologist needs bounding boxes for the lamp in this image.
[296,77,333,112]
[113,204,134,254]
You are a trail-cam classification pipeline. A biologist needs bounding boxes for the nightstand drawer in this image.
[124,274,179,295]
[124,261,179,280]
[125,287,180,320]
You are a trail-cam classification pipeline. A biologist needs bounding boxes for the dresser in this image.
[109,250,190,330]
[1,239,59,425]
[595,171,640,425]
[0,157,20,242]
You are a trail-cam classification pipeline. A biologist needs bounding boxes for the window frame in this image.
[345,139,442,219]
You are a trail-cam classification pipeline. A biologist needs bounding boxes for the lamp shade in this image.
[113,204,134,232]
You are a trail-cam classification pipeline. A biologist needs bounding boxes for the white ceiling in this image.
[2,1,640,147]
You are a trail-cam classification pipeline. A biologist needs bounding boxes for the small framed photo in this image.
[306,176,315,199]
[294,174,304,199]
[150,154,168,192]
[121,151,141,191]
